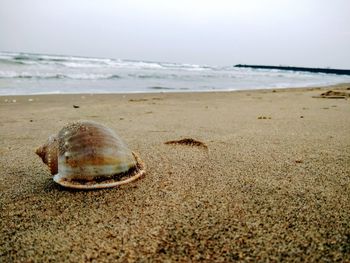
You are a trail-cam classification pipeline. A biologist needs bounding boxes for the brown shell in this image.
[35,121,145,189]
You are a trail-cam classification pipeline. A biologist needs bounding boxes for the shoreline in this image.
[1,83,349,262]
[1,82,350,99]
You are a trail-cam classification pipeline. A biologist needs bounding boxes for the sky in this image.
[0,0,349,68]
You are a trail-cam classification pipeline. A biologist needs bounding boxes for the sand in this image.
[1,84,350,262]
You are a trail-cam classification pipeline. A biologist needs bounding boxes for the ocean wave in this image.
[0,51,215,71]
[148,86,175,90]
[0,70,222,81]
[0,71,121,80]
[1,51,350,96]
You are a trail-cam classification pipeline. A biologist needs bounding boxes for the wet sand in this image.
[1,84,350,262]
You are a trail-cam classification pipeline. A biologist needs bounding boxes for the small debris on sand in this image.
[164,138,208,149]
[258,116,271,119]
[312,90,350,99]
[73,105,80,108]
[129,98,148,102]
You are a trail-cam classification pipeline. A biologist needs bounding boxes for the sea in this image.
[1,51,349,95]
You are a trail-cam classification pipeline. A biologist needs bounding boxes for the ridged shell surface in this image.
[56,121,136,181]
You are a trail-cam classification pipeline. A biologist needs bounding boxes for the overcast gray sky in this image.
[0,0,349,68]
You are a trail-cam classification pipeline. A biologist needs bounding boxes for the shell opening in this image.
[53,152,145,189]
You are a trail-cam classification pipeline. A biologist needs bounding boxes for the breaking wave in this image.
[0,71,121,80]
[0,51,212,70]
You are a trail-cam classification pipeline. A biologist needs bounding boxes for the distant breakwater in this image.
[235,64,350,76]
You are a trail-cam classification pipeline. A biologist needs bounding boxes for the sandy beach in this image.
[1,84,350,262]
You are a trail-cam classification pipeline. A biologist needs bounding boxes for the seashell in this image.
[35,121,145,189]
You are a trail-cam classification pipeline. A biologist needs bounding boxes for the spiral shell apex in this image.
[35,121,145,189]
[36,135,59,175]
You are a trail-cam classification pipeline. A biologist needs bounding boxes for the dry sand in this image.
[1,84,350,262]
